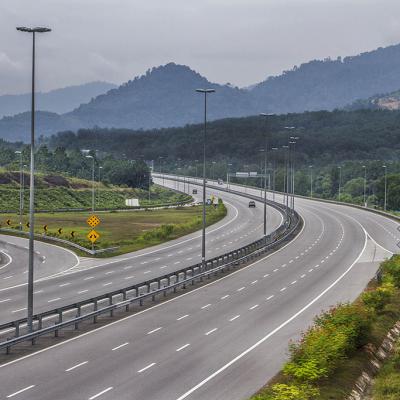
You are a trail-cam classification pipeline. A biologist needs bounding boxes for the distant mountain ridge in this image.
[3,42,400,141]
[0,81,117,119]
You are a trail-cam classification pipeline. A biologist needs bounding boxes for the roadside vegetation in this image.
[0,171,190,212]
[251,255,400,400]
[0,200,227,256]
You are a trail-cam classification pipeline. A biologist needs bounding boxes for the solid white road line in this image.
[175,227,368,400]
[88,387,113,399]
[65,361,88,372]
[7,385,35,398]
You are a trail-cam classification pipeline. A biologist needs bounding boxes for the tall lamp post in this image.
[271,147,278,202]
[338,166,342,201]
[260,113,274,241]
[15,150,23,230]
[282,145,289,210]
[362,165,367,207]
[383,165,387,211]
[86,155,95,212]
[309,165,313,198]
[196,88,215,269]
[17,25,51,333]
[98,165,103,207]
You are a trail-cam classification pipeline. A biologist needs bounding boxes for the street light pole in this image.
[383,165,387,211]
[98,165,103,207]
[15,151,23,230]
[17,25,51,333]
[362,165,367,207]
[260,113,274,241]
[196,88,215,270]
[309,165,313,198]
[338,166,342,201]
[86,155,95,212]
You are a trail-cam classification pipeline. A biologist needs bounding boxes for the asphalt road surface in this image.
[0,182,282,325]
[0,176,397,400]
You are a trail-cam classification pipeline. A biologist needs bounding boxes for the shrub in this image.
[284,303,371,383]
[382,256,400,288]
[361,283,394,313]
[255,383,319,400]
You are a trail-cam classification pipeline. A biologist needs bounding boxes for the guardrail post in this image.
[75,306,81,330]
[93,300,98,323]
[54,321,59,338]
[38,315,43,331]
[109,296,114,317]
[14,322,19,338]
[58,310,63,324]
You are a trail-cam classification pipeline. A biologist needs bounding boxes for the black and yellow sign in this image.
[6,219,11,226]
[58,228,63,235]
[43,224,48,232]
[87,229,100,243]
[87,215,100,228]
[26,222,30,228]
[70,231,75,238]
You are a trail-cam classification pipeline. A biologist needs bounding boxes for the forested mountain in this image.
[251,44,400,113]
[3,42,400,141]
[0,81,116,119]
[47,109,400,167]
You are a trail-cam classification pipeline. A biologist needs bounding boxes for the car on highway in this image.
[248,200,256,208]
[192,188,197,194]
[218,178,224,185]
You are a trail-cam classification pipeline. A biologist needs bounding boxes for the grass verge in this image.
[0,201,227,256]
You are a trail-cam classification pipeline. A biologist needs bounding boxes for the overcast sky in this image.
[1,0,400,95]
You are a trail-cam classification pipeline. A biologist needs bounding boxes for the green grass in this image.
[0,202,227,256]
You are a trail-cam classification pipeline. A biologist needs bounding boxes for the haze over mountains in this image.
[2,43,400,142]
[0,81,117,119]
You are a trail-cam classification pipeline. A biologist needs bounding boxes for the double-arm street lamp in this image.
[17,25,51,333]
[362,165,367,207]
[86,155,95,212]
[196,88,215,270]
[383,165,387,211]
[15,151,23,230]
[260,113,274,241]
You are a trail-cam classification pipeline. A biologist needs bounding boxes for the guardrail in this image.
[0,180,301,353]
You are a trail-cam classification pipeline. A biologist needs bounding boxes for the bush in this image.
[361,284,394,313]
[382,256,400,288]
[254,383,319,400]
[283,304,371,383]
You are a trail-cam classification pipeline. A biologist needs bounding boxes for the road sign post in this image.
[86,214,101,252]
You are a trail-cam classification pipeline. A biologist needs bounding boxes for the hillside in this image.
[346,89,400,111]
[3,43,400,140]
[0,81,116,119]
[48,109,400,166]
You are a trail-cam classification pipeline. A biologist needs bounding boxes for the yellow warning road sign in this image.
[87,215,100,228]
[87,229,100,243]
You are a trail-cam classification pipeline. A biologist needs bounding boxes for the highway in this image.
[0,176,397,400]
[0,184,283,325]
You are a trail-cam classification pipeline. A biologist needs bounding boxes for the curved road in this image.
[0,183,282,324]
[0,176,397,400]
